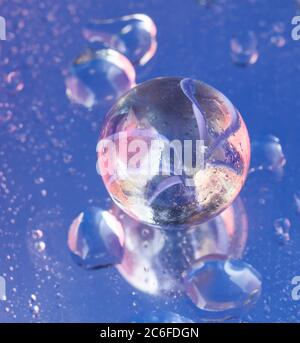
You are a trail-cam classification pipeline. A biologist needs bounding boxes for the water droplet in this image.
[273,218,291,244]
[5,71,24,92]
[65,49,136,109]
[30,304,40,316]
[82,14,157,66]
[34,241,46,253]
[250,135,286,177]
[40,189,47,197]
[197,0,214,7]
[30,294,37,302]
[68,207,125,269]
[183,256,262,314]
[34,177,45,185]
[230,31,259,67]
[270,35,286,48]
[294,192,300,214]
[272,22,285,34]
[32,229,43,240]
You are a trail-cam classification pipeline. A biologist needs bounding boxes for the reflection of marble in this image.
[113,197,248,295]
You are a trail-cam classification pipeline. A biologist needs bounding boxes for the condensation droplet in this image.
[30,294,37,302]
[34,177,45,185]
[273,217,291,244]
[250,135,286,178]
[32,229,43,240]
[197,0,214,8]
[230,31,259,67]
[5,71,24,92]
[270,35,286,48]
[30,304,40,316]
[294,192,300,214]
[82,14,157,66]
[34,241,46,253]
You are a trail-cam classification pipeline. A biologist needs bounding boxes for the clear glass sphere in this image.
[98,77,250,227]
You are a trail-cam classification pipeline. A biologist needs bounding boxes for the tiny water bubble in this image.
[270,35,286,48]
[230,31,259,67]
[5,71,24,92]
[32,229,43,240]
[34,241,46,253]
[30,294,37,302]
[30,304,40,317]
[273,218,291,244]
[294,192,300,214]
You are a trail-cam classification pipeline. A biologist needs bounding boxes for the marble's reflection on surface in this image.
[111,197,248,295]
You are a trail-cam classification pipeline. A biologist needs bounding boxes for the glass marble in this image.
[65,48,136,109]
[82,14,157,66]
[98,77,250,227]
[68,207,125,269]
[183,256,262,313]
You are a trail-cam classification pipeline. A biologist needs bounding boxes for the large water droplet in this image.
[250,135,286,177]
[82,14,157,66]
[230,31,259,67]
[65,49,136,109]
[68,207,125,269]
[183,256,262,313]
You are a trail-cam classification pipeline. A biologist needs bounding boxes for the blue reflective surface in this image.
[0,0,300,323]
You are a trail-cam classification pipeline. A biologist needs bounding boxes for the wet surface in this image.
[0,0,300,322]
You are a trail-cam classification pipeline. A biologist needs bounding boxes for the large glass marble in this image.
[98,77,250,227]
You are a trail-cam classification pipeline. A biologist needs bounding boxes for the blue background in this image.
[0,0,300,322]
